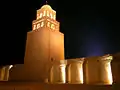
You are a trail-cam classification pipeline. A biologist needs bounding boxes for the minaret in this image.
[23,4,64,82]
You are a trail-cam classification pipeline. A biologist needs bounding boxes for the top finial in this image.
[46,1,48,4]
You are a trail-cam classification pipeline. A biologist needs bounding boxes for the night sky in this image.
[1,0,120,65]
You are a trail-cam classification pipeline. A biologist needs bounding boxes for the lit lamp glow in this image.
[9,65,13,70]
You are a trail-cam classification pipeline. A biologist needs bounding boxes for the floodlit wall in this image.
[50,60,67,83]
[66,58,84,84]
[84,57,101,84]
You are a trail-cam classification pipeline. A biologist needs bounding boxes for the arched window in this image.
[51,24,55,30]
[41,22,44,27]
[37,14,40,19]
[47,22,50,27]
[53,15,56,20]
[47,11,49,17]
[40,13,43,18]
[37,23,40,29]
[33,25,36,30]
[43,11,46,16]
[50,13,53,19]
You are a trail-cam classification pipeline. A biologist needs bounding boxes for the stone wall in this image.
[0,81,116,90]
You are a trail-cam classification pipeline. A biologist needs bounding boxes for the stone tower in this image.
[23,4,64,82]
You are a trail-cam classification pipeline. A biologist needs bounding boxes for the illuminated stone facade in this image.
[99,55,113,84]
[50,60,67,83]
[66,58,84,84]
[0,65,13,81]
[0,4,119,85]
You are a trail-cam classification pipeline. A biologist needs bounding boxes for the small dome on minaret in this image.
[41,1,52,10]
[36,1,56,20]
[41,5,52,9]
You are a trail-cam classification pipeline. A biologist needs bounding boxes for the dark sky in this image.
[1,0,120,65]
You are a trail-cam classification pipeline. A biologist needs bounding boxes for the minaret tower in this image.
[23,4,64,82]
[32,3,59,31]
